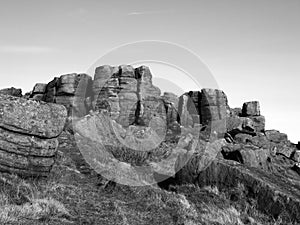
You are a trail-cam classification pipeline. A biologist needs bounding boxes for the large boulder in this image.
[0,127,57,176]
[221,143,270,170]
[0,87,22,97]
[0,94,67,176]
[0,95,67,138]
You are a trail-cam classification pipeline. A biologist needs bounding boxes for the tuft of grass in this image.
[200,203,244,225]
[0,197,70,224]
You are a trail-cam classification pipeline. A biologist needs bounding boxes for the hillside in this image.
[0,65,299,224]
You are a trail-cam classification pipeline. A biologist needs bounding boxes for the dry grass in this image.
[0,132,297,224]
[0,174,71,225]
[200,203,244,225]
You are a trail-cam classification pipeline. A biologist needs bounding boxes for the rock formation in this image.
[26,65,298,175]
[30,83,47,101]
[0,87,22,97]
[92,65,164,127]
[0,94,67,176]
[32,73,93,117]
[1,64,300,223]
[177,89,228,139]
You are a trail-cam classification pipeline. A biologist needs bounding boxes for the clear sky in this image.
[0,0,299,143]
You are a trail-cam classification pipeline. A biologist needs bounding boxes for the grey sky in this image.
[0,0,299,142]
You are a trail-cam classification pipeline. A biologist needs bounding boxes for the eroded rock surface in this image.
[0,94,67,176]
[0,87,22,97]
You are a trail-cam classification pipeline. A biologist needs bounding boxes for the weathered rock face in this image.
[93,65,121,121]
[135,66,163,126]
[30,83,47,101]
[0,87,22,97]
[0,94,67,176]
[93,65,165,127]
[162,92,179,128]
[30,74,93,118]
[0,95,67,138]
[177,89,228,139]
[200,89,227,124]
[177,94,195,127]
[54,73,93,117]
[28,65,169,130]
[43,77,58,103]
[242,101,260,116]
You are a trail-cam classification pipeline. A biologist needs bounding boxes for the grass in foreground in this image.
[0,132,297,224]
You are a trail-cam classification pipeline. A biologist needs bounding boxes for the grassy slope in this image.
[0,132,296,225]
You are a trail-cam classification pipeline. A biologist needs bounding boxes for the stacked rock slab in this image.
[221,101,298,171]
[93,65,137,126]
[93,65,165,127]
[0,94,67,176]
[93,65,120,121]
[37,73,93,117]
[221,101,269,169]
[55,73,93,117]
[241,101,265,133]
[177,89,228,137]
